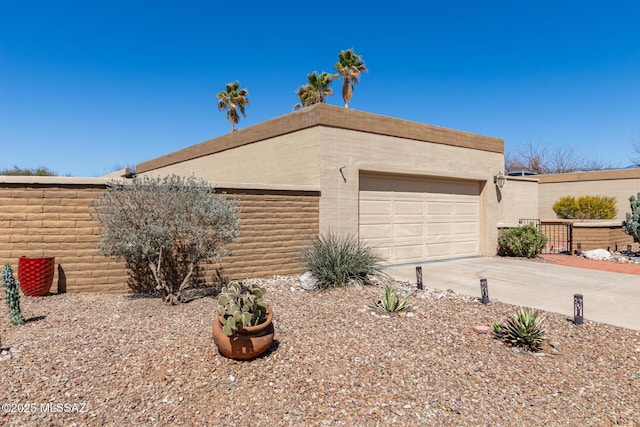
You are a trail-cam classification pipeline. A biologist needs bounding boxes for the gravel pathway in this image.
[1,277,639,426]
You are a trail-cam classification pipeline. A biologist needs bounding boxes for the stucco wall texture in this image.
[538,169,640,221]
[139,104,505,258]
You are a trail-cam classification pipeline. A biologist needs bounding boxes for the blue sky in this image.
[1,1,639,176]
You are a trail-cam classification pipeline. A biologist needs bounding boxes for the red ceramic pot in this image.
[18,256,55,296]
[212,308,274,360]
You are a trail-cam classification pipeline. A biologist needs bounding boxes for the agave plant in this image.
[374,284,410,313]
[493,307,546,351]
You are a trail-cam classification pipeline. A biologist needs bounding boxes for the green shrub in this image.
[552,196,578,219]
[622,192,640,241]
[91,175,241,304]
[302,232,384,289]
[493,307,546,351]
[552,195,617,219]
[0,165,57,176]
[374,284,410,313]
[498,225,547,258]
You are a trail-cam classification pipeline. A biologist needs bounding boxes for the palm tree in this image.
[293,71,337,110]
[293,85,314,110]
[334,49,368,108]
[216,81,249,132]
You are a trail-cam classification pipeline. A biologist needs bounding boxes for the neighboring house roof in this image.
[137,104,503,174]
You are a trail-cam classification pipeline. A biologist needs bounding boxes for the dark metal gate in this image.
[519,219,572,254]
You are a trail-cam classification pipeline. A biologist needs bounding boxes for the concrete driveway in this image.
[383,257,640,331]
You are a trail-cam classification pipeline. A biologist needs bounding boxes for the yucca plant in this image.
[493,307,546,351]
[374,284,410,313]
[302,232,384,289]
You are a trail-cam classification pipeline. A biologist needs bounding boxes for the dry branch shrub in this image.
[91,175,240,304]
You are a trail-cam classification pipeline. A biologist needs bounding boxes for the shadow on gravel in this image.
[122,285,222,304]
[256,339,280,360]
[26,315,46,323]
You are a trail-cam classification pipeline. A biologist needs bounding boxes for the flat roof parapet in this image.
[137,104,503,174]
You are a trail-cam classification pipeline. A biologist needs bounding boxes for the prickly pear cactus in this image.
[2,264,26,325]
[217,281,268,336]
[622,192,640,241]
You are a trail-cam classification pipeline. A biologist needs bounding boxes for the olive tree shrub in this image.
[91,175,241,304]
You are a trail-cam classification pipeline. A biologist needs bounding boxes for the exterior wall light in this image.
[493,171,506,188]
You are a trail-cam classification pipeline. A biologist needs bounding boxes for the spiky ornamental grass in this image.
[302,232,384,290]
[493,307,546,351]
[2,264,25,325]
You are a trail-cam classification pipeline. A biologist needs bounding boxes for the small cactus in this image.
[374,284,410,313]
[622,192,640,241]
[217,281,268,336]
[2,264,26,325]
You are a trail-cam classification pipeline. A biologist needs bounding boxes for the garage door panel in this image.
[426,202,453,215]
[426,223,452,236]
[426,243,453,257]
[360,200,392,216]
[394,201,424,215]
[454,222,478,235]
[371,246,392,261]
[360,223,392,240]
[454,241,478,255]
[359,173,480,265]
[454,202,479,215]
[393,223,424,238]
[393,245,424,261]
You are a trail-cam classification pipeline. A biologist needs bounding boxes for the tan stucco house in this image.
[138,104,505,266]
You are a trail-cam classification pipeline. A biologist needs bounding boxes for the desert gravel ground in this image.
[1,276,639,426]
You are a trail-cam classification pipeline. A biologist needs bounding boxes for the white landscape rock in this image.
[582,249,612,261]
[299,271,318,291]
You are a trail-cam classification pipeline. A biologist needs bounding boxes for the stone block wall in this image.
[212,188,320,280]
[0,182,127,293]
[0,179,319,293]
[572,223,634,252]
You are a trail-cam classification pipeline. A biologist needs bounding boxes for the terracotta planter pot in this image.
[18,256,55,296]
[212,308,274,360]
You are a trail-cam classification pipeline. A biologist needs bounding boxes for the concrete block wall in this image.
[572,223,634,252]
[0,181,128,293]
[212,188,320,280]
[0,179,319,293]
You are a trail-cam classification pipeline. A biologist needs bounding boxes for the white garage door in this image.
[359,173,480,265]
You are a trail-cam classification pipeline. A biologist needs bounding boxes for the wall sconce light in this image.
[338,165,346,182]
[493,171,506,188]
